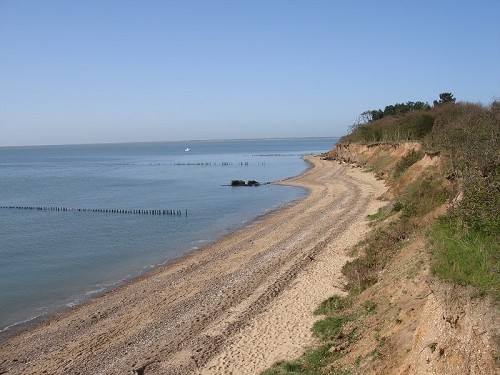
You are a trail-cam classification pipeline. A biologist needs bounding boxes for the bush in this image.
[261,361,304,375]
[315,295,352,316]
[342,110,436,144]
[458,171,500,235]
[393,201,404,212]
[399,175,450,218]
[312,317,346,340]
[425,101,499,237]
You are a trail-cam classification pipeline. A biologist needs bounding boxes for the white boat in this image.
[184,148,191,152]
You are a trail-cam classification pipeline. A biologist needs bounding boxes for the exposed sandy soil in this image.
[0,155,386,375]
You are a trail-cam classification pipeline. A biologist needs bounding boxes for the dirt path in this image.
[0,156,386,375]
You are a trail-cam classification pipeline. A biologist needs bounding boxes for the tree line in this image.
[345,93,458,143]
[357,93,456,124]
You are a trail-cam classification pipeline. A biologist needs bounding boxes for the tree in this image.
[360,110,374,124]
[433,92,456,106]
[371,109,384,121]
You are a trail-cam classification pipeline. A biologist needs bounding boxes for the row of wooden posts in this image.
[172,162,268,167]
[174,161,235,166]
[0,206,187,216]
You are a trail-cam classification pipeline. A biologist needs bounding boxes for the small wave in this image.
[66,300,81,308]
[83,278,128,298]
[85,286,106,296]
[0,312,46,334]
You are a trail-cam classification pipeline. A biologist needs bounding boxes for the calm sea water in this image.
[0,138,336,332]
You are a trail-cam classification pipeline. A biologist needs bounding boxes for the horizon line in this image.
[0,136,341,149]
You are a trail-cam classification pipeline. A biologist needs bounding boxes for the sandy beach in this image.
[0,155,386,375]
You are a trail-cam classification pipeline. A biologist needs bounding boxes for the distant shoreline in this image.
[0,136,340,149]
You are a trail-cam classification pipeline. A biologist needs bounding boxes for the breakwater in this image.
[1,206,187,216]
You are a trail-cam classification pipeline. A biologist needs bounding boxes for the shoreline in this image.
[0,159,311,339]
[0,155,387,375]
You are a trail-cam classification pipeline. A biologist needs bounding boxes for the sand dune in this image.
[0,156,386,375]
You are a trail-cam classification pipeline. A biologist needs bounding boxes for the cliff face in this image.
[325,142,421,166]
[324,142,424,181]
[321,142,499,374]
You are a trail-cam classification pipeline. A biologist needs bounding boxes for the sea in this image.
[0,137,337,333]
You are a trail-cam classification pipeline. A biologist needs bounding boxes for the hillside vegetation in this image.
[341,97,499,297]
[262,95,499,374]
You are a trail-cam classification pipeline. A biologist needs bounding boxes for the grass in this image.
[263,294,355,375]
[314,295,353,316]
[261,361,310,375]
[430,218,500,299]
[367,208,385,221]
[312,317,346,340]
[362,300,377,314]
[303,345,336,369]
[261,346,342,375]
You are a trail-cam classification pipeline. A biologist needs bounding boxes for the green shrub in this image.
[425,100,499,235]
[261,361,305,375]
[456,170,499,235]
[312,317,346,340]
[367,207,386,221]
[303,345,334,369]
[261,347,337,375]
[315,295,352,316]
[393,201,404,212]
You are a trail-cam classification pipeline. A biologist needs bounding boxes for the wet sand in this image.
[0,155,386,375]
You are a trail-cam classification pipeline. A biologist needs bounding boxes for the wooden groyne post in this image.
[0,206,188,216]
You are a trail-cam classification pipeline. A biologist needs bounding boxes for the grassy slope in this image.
[262,101,499,374]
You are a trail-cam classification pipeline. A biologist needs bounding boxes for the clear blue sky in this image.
[1,0,499,146]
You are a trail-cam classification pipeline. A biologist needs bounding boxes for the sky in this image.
[0,1,499,146]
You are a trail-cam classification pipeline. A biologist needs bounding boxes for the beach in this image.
[0,155,386,375]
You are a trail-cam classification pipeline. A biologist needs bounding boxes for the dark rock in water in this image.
[230,180,261,187]
[231,180,247,186]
